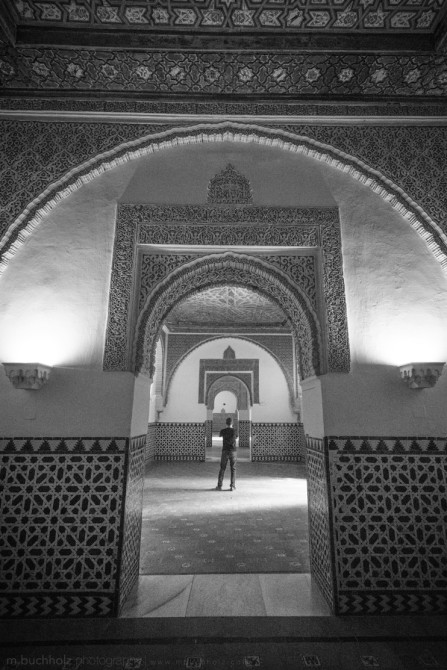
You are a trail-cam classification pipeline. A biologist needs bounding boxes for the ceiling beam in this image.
[14,25,436,54]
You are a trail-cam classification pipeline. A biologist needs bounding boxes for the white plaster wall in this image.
[161,338,295,423]
[213,391,237,413]
[315,165,447,436]
[0,366,136,436]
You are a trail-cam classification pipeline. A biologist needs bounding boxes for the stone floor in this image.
[121,573,330,617]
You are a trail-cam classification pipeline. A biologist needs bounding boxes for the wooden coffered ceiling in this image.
[1,0,447,51]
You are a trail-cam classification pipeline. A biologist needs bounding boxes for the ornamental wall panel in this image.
[104,204,349,383]
[0,436,130,618]
[154,423,205,461]
[252,423,305,462]
[306,435,447,616]
[118,434,146,613]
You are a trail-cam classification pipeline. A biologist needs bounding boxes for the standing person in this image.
[215,417,237,491]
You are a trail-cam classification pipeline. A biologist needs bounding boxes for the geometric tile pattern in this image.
[238,420,251,449]
[305,437,335,612]
[330,450,447,592]
[205,420,213,449]
[154,423,206,461]
[0,450,126,593]
[325,436,447,615]
[146,424,157,464]
[11,1,442,34]
[2,49,447,100]
[251,423,306,462]
[118,434,146,612]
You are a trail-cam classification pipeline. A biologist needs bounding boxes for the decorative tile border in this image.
[327,436,447,453]
[2,97,447,116]
[9,1,442,35]
[0,436,128,452]
[1,49,447,99]
[0,594,115,619]
[338,592,447,616]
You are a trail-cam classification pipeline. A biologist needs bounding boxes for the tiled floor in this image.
[121,573,331,617]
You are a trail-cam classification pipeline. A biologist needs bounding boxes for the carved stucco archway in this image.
[1,122,447,276]
[164,334,296,407]
[133,252,323,381]
[207,376,250,411]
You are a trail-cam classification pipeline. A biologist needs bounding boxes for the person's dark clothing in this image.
[219,426,236,450]
[217,426,237,488]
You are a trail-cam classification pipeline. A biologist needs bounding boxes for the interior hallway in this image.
[121,458,330,617]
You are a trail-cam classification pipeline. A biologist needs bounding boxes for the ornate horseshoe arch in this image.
[132,252,323,381]
[1,122,447,276]
[207,376,251,411]
[164,334,295,407]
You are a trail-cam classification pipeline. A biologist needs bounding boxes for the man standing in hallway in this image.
[216,417,237,491]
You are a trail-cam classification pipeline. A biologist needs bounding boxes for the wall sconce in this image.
[3,363,52,390]
[399,362,445,389]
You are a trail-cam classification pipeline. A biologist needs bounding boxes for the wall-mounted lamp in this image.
[3,363,52,390]
[399,362,445,389]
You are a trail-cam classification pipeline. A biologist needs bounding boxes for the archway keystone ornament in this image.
[132,252,323,381]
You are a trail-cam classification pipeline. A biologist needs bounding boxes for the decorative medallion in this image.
[207,163,253,205]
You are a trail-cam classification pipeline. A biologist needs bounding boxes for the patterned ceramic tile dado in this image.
[252,423,306,462]
[153,423,206,461]
[118,434,146,612]
[0,438,128,617]
[10,0,443,33]
[305,437,335,612]
[318,435,447,615]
